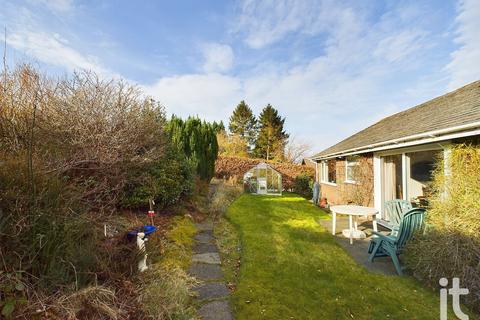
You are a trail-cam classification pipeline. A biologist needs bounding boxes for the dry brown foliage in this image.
[215,156,314,190]
[405,143,480,312]
[0,64,167,211]
[0,65,169,318]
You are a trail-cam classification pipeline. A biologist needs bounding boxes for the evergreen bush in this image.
[168,116,219,181]
[293,175,313,199]
[122,146,195,208]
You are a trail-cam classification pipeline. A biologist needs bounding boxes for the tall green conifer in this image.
[168,116,218,181]
[228,100,257,148]
[254,104,289,161]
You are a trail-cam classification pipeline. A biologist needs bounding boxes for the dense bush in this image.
[168,116,219,181]
[405,143,480,312]
[293,175,313,199]
[0,155,99,290]
[122,145,195,209]
[0,65,168,211]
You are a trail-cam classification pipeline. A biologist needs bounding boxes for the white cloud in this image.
[202,43,234,73]
[4,0,469,153]
[234,0,349,49]
[374,29,427,63]
[2,5,115,78]
[145,1,446,151]
[144,73,243,121]
[29,0,74,13]
[8,29,109,74]
[446,0,480,90]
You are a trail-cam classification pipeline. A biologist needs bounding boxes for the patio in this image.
[317,215,398,276]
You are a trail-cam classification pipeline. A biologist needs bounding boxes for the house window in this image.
[345,157,359,183]
[321,159,337,184]
[327,160,336,183]
[406,150,442,207]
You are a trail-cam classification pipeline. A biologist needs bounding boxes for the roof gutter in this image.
[312,121,480,160]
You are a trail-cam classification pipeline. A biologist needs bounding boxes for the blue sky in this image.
[1,0,479,153]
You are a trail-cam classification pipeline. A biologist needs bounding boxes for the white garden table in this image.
[330,205,378,244]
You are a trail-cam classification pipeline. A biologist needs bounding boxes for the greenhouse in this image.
[243,162,282,195]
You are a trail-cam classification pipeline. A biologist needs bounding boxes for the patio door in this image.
[382,154,403,202]
[374,144,445,221]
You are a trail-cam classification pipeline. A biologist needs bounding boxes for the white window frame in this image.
[320,160,337,186]
[373,143,448,219]
[344,156,359,184]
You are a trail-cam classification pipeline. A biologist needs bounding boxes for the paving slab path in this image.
[188,220,234,320]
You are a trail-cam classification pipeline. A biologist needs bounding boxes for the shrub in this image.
[293,175,313,199]
[140,265,197,320]
[122,146,195,209]
[51,286,124,319]
[0,157,98,291]
[405,143,480,312]
[340,156,374,206]
[0,65,168,211]
[168,116,219,181]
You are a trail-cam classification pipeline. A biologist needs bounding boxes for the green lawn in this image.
[225,193,454,319]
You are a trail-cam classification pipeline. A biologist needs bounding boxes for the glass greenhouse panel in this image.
[243,163,282,195]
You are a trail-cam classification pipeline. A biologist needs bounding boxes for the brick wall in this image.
[317,153,374,206]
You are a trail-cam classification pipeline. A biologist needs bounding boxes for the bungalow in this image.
[311,80,480,226]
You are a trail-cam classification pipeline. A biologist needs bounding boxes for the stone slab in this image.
[196,221,214,232]
[317,217,397,276]
[194,282,229,300]
[198,301,233,320]
[195,231,215,244]
[188,263,223,280]
[193,242,219,254]
[192,252,221,265]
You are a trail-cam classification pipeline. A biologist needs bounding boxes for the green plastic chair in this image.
[367,199,413,253]
[384,199,413,232]
[368,208,426,275]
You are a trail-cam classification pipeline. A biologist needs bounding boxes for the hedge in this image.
[215,156,314,190]
[405,143,480,313]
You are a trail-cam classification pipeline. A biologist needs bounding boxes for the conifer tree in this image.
[212,121,226,134]
[168,116,219,181]
[254,104,289,161]
[228,100,257,148]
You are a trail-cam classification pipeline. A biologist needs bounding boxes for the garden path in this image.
[188,220,234,320]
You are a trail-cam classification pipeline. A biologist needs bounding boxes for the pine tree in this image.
[254,104,289,161]
[228,100,257,148]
